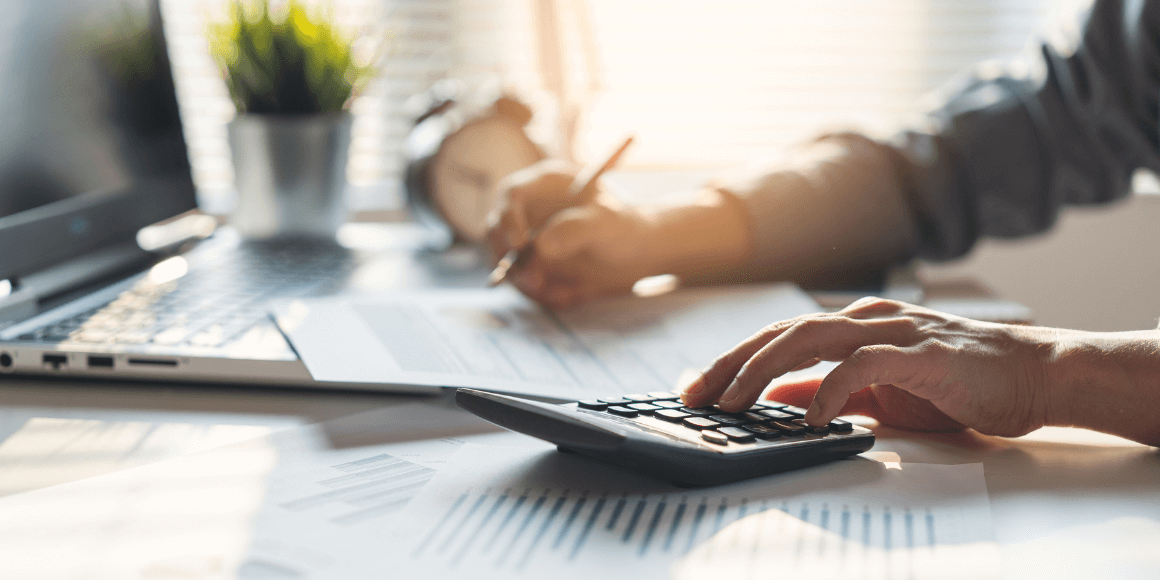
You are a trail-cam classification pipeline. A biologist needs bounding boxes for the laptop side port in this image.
[87,355,114,369]
[0,352,12,368]
[42,353,68,370]
[127,357,178,367]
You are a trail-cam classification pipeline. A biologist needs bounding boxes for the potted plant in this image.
[209,0,374,238]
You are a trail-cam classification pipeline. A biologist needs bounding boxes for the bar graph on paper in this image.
[409,486,990,579]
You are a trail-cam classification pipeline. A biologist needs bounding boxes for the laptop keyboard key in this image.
[701,431,729,445]
[578,400,608,411]
[652,400,684,410]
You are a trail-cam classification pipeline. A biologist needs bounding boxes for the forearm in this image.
[1046,329,1160,446]
[691,135,918,287]
[636,189,752,283]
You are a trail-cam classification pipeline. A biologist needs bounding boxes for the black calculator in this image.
[456,388,874,486]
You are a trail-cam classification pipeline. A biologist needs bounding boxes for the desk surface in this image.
[0,226,1156,578]
[1,375,1155,579]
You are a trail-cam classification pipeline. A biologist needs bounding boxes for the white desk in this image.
[1,380,1156,578]
[0,225,1156,578]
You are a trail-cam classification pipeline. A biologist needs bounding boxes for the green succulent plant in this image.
[209,0,374,115]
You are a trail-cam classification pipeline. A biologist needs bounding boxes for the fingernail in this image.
[719,380,740,405]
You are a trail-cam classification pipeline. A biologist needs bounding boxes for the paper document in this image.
[372,444,1001,580]
[0,400,528,580]
[274,284,823,399]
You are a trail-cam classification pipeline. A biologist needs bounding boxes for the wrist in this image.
[1042,328,1160,445]
[1039,327,1088,429]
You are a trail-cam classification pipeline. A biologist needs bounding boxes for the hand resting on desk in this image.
[681,297,1160,447]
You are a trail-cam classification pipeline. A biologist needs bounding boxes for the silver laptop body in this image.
[0,0,433,392]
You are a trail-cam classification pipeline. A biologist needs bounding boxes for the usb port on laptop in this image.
[87,355,114,369]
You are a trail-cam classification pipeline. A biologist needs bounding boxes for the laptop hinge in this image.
[0,241,155,326]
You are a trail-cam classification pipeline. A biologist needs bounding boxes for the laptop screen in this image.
[0,0,197,280]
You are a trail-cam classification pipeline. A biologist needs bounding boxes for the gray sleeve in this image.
[888,0,1160,260]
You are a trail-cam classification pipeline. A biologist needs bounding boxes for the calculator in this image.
[456,388,875,486]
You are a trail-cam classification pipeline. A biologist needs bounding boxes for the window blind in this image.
[163,0,1081,211]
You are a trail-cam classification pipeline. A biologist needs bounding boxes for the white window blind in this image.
[163,0,1080,211]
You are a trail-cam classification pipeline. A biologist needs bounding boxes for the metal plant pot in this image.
[227,112,352,239]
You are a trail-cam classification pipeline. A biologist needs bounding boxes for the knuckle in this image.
[849,343,892,366]
[789,317,824,335]
[844,297,901,316]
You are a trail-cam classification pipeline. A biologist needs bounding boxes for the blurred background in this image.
[162,0,1159,332]
[164,0,1089,211]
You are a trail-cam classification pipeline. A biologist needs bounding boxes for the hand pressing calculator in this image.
[456,388,874,486]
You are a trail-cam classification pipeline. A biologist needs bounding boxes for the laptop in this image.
[0,0,421,391]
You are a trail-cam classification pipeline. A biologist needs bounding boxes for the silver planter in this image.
[228,112,352,239]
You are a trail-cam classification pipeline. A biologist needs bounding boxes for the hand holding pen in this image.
[487,136,636,289]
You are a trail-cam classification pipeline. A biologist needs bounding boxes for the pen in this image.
[487,135,635,287]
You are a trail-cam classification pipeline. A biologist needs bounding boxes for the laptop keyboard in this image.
[17,237,353,349]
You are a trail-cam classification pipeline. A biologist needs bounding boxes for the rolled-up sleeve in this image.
[889,0,1160,260]
[724,0,1160,272]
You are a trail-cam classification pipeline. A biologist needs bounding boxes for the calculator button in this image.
[755,400,788,410]
[769,420,806,435]
[829,418,854,432]
[718,427,756,443]
[709,415,746,427]
[742,424,782,439]
[711,406,746,417]
[578,400,608,411]
[653,400,684,410]
[607,406,639,418]
[647,391,680,400]
[792,419,829,434]
[683,417,720,430]
[739,412,767,424]
[598,397,632,406]
[623,394,657,403]
[758,409,795,421]
[680,407,714,417]
[780,405,808,417]
[627,402,661,414]
[701,431,729,445]
[655,409,690,422]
